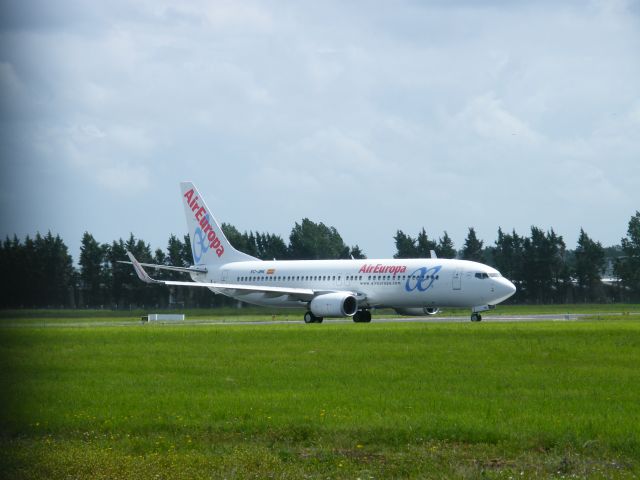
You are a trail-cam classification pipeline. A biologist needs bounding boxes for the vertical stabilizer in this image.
[180,182,257,266]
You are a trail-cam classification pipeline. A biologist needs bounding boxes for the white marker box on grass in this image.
[146,314,185,322]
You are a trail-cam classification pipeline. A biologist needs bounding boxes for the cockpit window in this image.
[475,272,489,279]
[489,273,501,278]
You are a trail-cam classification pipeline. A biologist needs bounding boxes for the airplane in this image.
[123,182,516,323]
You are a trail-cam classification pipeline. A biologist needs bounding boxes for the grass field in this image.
[1,310,640,478]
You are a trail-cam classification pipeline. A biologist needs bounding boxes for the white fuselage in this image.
[190,258,516,310]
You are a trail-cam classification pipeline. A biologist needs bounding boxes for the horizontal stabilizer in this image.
[117,260,207,275]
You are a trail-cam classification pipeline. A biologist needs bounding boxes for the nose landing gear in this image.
[471,305,495,322]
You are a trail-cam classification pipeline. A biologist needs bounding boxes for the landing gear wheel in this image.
[471,313,482,322]
[304,312,323,324]
[353,310,372,323]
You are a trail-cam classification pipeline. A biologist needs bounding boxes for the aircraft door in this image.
[222,270,229,283]
[452,269,462,290]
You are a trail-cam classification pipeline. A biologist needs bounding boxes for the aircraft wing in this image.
[126,251,318,301]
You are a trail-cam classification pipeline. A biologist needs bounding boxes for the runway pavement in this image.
[183,312,619,326]
[5,312,632,328]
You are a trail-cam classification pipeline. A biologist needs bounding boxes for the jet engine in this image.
[394,307,441,316]
[310,292,358,317]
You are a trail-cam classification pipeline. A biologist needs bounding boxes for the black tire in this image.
[471,313,478,322]
[304,312,314,324]
[353,310,371,323]
[477,314,482,322]
[315,317,324,324]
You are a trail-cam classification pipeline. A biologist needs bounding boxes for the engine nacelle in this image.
[394,307,441,316]
[310,292,358,317]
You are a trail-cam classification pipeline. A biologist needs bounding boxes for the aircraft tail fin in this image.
[179,182,257,266]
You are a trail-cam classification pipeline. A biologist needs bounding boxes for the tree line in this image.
[1,213,639,309]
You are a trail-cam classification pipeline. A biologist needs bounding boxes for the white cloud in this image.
[452,93,543,145]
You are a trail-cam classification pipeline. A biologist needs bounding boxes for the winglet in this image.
[126,251,160,284]
[430,250,438,259]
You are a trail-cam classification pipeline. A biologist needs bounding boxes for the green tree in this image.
[350,245,367,259]
[166,234,187,269]
[0,233,75,308]
[0,236,25,307]
[492,228,524,289]
[461,227,484,262]
[521,227,569,303]
[288,218,350,260]
[614,211,640,299]
[221,223,258,257]
[436,231,456,259]
[255,232,288,260]
[573,228,605,302]
[165,234,188,307]
[79,232,109,307]
[42,232,74,307]
[416,228,437,257]
[393,230,417,259]
[106,239,129,308]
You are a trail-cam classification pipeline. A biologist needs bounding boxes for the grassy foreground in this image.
[1,317,639,478]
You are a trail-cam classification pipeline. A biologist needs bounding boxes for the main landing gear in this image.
[471,313,482,322]
[353,310,372,323]
[303,310,371,323]
[304,311,323,324]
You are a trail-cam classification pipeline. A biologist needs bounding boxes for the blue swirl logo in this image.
[405,266,442,292]
[192,214,210,263]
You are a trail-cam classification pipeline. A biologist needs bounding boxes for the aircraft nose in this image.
[505,279,516,297]
[491,277,516,303]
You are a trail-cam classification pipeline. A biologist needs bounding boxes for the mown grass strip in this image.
[1,318,639,478]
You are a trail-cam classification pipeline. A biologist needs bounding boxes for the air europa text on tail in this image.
[184,188,225,257]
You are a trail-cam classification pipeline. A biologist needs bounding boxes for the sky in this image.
[1,0,639,261]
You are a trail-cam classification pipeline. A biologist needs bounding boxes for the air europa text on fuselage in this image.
[184,189,225,257]
[359,264,407,275]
